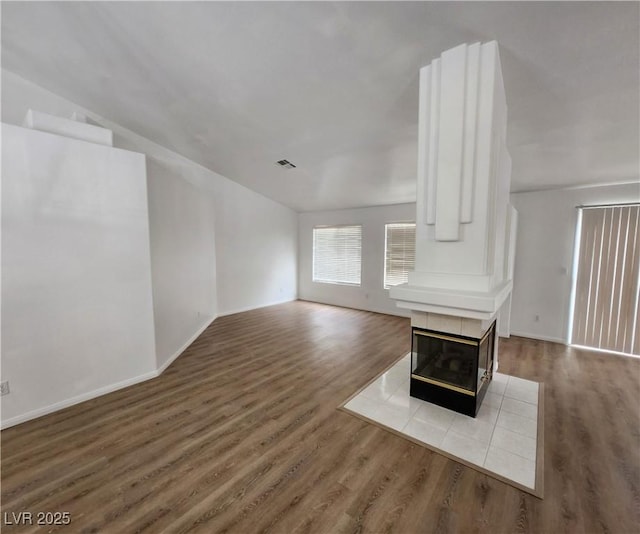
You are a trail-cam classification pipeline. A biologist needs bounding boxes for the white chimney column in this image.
[391,41,517,330]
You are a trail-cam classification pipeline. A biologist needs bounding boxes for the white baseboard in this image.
[297,297,411,318]
[217,297,296,317]
[1,315,218,430]
[1,369,158,430]
[510,331,567,345]
[156,314,217,374]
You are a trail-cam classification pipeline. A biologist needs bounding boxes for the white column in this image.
[391,41,516,320]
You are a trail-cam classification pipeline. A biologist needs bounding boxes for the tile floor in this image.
[343,354,540,490]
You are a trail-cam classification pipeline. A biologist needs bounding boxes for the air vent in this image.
[276,159,296,169]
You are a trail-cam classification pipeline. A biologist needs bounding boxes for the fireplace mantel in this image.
[391,279,512,321]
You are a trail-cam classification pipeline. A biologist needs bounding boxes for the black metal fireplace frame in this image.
[409,321,496,417]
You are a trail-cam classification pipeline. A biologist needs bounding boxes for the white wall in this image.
[112,134,296,340]
[1,70,298,425]
[510,182,640,343]
[299,183,640,343]
[212,176,298,316]
[2,71,298,312]
[112,125,298,320]
[1,70,219,372]
[144,156,217,369]
[2,123,158,425]
[298,203,415,317]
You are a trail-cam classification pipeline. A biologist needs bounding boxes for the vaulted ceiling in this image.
[2,1,638,212]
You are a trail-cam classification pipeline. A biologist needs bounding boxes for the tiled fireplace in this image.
[390,41,517,418]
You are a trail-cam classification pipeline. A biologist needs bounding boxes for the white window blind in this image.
[312,225,362,286]
[571,204,640,355]
[384,223,416,289]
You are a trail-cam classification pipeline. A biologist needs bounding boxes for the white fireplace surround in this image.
[393,281,512,321]
[390,40,516,339]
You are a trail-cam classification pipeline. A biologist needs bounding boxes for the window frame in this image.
[383,221,416,290]
[312,224,363,287]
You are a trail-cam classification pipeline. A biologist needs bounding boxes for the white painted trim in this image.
[156,315,217,374]
[297,298,411,318]
[217,298,297,317]
[510,331,567,345]
[23,109,114,146]
[390,280,513,316]
[1,370,158,430]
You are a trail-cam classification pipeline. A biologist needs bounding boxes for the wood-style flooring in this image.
[2,301,639,533]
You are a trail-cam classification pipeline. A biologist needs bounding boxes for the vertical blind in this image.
[572,204,640,355]
[384,223,416,289]
[312,225,362,285]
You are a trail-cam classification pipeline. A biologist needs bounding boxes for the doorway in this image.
[569,204,639,356]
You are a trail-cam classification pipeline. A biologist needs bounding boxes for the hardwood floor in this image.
[2,301,639,533]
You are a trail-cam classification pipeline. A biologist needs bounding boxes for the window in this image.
[384,223,416,289]
[570,204,640,355]
[313,225,362,285]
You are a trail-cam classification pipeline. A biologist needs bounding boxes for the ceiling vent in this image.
[276,159,296,169]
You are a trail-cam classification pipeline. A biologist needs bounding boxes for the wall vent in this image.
[276,159,296,169]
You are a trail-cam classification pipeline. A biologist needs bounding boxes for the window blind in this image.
[384,223,416,289]
[571,204,640,355]
[312,225,362,285]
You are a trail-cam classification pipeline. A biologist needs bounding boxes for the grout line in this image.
[491,443,537,466]
[482,392,506,467]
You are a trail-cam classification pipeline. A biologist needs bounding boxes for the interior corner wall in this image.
[1,70,220,374]
[109,136,297,345]
[298,203,415,317]
[144,157,217,369]
[211,177,298,316]
[509,182,640,344]
[109,127,298,321]
[1,70,298,423]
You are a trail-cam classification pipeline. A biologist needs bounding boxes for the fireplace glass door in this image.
[410,322,496,416]
[411,331,478,394]
[477,322,495,393]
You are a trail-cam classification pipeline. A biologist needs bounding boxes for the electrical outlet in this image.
[0,381,10,396]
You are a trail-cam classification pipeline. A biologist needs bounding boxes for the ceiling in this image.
[2,1,639,212]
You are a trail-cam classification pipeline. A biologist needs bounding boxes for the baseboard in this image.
[1,315,218,430]
[510,331,567,345]
[0,369,158,430]
[297,297,411,318]
[217,297,296,317]
[156,314,217,374]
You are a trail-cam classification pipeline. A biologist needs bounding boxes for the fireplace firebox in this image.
[410,321,496,417]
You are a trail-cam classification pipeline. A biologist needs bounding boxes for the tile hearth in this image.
[342,354,542,495]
